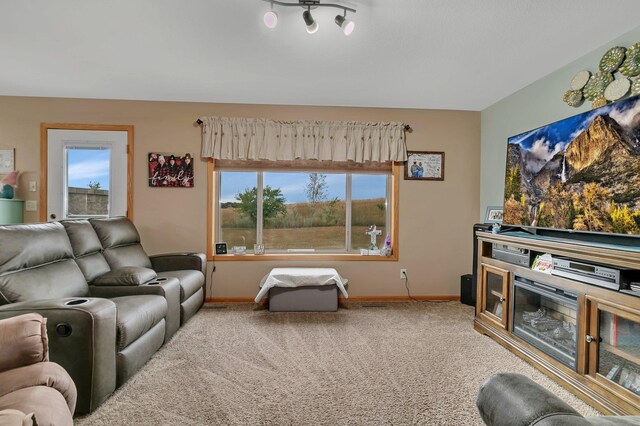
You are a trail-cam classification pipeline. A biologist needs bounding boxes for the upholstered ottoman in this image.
[255,268,349,312]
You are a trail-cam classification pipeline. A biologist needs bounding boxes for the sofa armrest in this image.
[476,373,584,426]
[0,313,48,373]
[150,252,206,275]
[0,362,77,414]
[0,298,117,415]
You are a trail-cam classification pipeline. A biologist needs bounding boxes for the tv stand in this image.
[474,229,640,415]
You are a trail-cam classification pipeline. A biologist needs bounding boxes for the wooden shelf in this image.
[601,343,640,366]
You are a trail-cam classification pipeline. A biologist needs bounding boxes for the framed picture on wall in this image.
[148,152,194,187]
[404,151,445,181]
[0,149,14,173]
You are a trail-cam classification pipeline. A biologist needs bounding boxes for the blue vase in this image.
[0,184,14,199]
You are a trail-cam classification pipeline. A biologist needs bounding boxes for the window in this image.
[44,125,132,221]
[211,161,398,258]
[66,147,111,218]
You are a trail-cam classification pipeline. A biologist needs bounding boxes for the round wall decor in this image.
[619,43,640,77]
[583,72,614,101]
[570,70,591,90]
[591,95,607,109]
[599,46,626,73]
[604,78,631,101]
[563,89,584,107]
[632,77,640,96]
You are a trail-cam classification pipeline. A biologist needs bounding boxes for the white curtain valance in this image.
[200,117,407,163]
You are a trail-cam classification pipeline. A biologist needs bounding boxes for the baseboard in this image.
[206,295,460,303]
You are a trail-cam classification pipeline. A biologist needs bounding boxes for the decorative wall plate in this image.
[563,89,584,107]
[591,95,607,109]
[599,46,626,73]
[583,72,614,100]
[619,43,640,77]
[604,78,631,101]
[632,77,640,96]
[570,70,591,90]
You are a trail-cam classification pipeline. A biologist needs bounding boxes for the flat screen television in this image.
[503,94,640,236]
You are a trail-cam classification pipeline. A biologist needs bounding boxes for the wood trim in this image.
[39,124,48,222]
[391,162,400,260]
[206,159,214,259]
[211,253,399,261]
[205,295,460,303]
[206,161,400,262]
[39,123,134,221]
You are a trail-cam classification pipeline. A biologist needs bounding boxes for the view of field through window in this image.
[219,171,387,252]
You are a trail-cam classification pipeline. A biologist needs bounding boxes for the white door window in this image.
[47,129,128,221]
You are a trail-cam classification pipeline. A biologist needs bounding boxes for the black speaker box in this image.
[460,274,474,306]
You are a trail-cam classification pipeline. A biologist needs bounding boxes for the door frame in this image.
[40,123,134,222]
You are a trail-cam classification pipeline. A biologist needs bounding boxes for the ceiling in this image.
[1,0,640,111]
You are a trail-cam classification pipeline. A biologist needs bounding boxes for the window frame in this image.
[207,159,399,261]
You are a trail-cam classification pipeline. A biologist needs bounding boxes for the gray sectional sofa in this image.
[0,217,206,414]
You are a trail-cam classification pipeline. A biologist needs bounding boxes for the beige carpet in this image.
[75,302,600,425]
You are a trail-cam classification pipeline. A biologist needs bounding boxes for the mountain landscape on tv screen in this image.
[504,95,640,235]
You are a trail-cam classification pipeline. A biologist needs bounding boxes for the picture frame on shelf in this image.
[404,151,445,181]
[485,206,504,223]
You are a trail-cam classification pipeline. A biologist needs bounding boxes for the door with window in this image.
[44,126,132,221]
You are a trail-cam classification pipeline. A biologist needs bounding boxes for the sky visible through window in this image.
[67,148,110,190]
[220,172,385,204]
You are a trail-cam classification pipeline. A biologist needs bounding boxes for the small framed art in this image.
[404,151,444,181]
[0,149,15,173]
[485,206,504,224]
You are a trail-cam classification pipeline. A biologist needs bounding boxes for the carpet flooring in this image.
[75,302,600,425]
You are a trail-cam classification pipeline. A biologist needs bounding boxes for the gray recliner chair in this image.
[0,222,168,414]
[62,219,181,342]
[89,217,206,324]
[477,373,640,425]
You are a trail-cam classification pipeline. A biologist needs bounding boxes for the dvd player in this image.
[551,258,621,290]
[492,243,530,267]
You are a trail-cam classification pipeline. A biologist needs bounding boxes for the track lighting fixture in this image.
[302,9,318,34]
[262,0,356,35]
[334,14,354,36]
[263,10,278,29]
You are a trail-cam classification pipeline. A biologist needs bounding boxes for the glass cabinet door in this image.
[480,264,509,328]
[587,299,640,403]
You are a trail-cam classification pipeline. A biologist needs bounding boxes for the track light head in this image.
[303,10,319,34]
[263,10,278,29]
[334,14,354,36]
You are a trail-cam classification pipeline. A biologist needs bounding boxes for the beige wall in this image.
[0,96,480,299]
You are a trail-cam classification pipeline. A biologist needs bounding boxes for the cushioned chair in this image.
[0,222,167,414]
[62,219,181,342]
[90,217,206,324]
[477,373,640,425]
[0,313,77,426]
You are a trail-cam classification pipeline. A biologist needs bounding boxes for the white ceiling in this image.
[1,0,640,111]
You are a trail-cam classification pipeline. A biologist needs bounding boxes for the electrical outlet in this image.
[29,181,37,192]
[25,200,37,211]
[400,269,407,279]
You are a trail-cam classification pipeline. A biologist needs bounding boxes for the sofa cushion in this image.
[0,314,48,373]
[157,270,204,301]
[90,217,141,248]
[0,409,35,426]
[0,363,77,412]
[0,260,88,305]
[0,387,72,426]
[61,220,103,257]
[75,253,111,284]
[103,245,152,270]
[111,295,167,350]
[0,223,73,274]
[93,267,157,286]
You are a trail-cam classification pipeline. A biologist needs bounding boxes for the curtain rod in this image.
[195,119,412,132]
